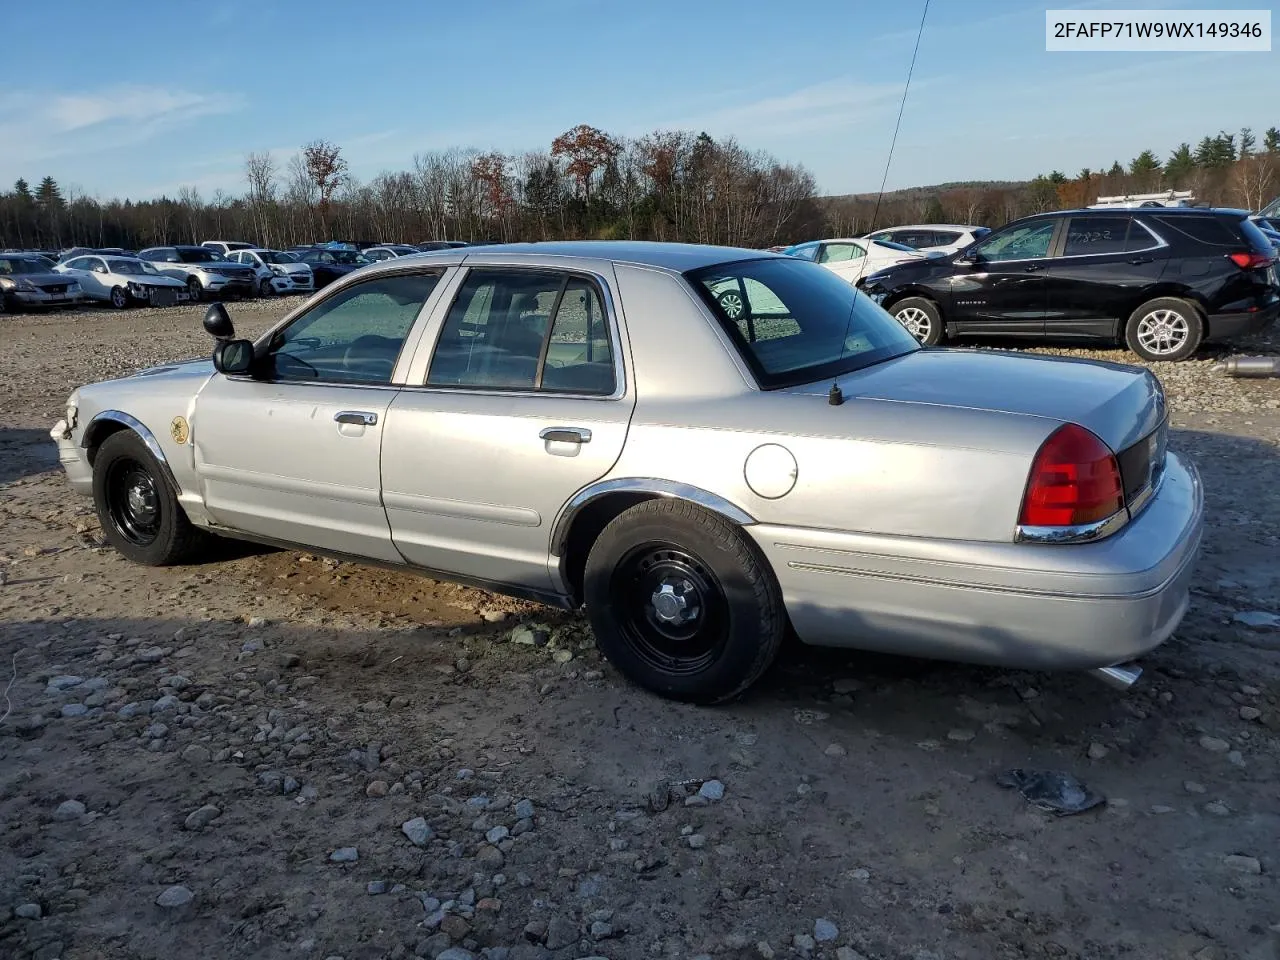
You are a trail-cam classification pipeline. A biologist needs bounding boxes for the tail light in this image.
[1228,251,1273,270]
[1019,424,1124,528]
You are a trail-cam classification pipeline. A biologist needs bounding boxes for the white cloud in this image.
[48,86,233,132]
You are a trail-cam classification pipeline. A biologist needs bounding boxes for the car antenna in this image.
[831,0,930,399]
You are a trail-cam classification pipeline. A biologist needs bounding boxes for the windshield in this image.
[1258,195,1280,218]
[107,259,160,276]
[781,242,819,262]
[0,256,49,275]
[687,257,919,388]
[260,251,299,264]
[177,248,225,263]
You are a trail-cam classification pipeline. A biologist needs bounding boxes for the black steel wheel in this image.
[583,499,785,703]
[92,430,207,565]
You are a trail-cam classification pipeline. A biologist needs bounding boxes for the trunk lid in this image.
[787,347,1166,455]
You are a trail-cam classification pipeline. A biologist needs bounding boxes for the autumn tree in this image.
[550,124,620,201]
[302,140,349,233]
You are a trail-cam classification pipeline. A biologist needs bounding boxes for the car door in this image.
[947,218,1062,336]
[60,257,104,300]
[380,265,634,593]
[816,242,866,283]
[192,269,447,561]
[1043,215,1169,338]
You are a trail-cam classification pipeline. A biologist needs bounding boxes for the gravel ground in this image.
[1,301,1278,960]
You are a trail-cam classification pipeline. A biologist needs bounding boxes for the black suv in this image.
[859,207,1278,361]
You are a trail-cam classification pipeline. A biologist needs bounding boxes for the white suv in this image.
[226,249,315,296]
[863,224,990,256]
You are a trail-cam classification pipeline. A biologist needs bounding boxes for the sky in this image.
[0,0,1271,202]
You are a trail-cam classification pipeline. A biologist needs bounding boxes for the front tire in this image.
[186,277,203,303]
[582,499,785,704]
[258,278,274,297]
[109,286,129,310]
[891,296,945,345]
[1124,297,1203,362]
[92,431,206,566]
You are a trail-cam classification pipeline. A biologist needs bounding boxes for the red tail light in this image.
[1019,424,1124,528]
[1229,251,1273,270]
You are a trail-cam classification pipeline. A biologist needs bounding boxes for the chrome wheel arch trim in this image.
[550,477,756,559]
[81,409,182,494]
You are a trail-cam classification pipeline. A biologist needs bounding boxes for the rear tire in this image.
[1124,297,1203,362]
[891,296,945,345]
[582,499,785,704]
[92,431,207,566]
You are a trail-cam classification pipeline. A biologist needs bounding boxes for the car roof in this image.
[407,240,780,272]
[1047,206,1251,218]
[872,224,982,231]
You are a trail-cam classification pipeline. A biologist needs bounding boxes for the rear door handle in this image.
[1128,256,1153,264]
[335,411,378,426]
[539,427,592,444]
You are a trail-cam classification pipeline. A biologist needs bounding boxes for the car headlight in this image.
[66,282,81,293]
[15,278,37,292]
[128,281,147,295]
[270,266,286,276]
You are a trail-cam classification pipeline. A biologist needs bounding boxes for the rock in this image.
[1232,610,1280,629]
[184,805,222,830]
[1087,743,1108,760]
[329,847,359,863]
[823,743,847,757]
[514,798,535,820]
[145,722,169,739]
[1150,805,1175,815]
[590,920,614,940]
[366,780,389,798]
[524,920,548,943]
[849,867,870,881]
[1227,751,1246,767]
[946,728,975,742]
[545,917,578,950]
[457,768,475,780]
[814,919,838,942]
[756,943,776,959]
[687,834,707,849]
[477,897,502,912]
[836,949,869,960]
[402,817,433,846]
[419,933,451,956]
[1239,706,1262,721]
[699,779,725,801]
[1199,736,1230,753]
[137,647,164,662]
[156,885,194,909]
[1223,855,1261,875]
[16,902,42,919]
[1205,801,1231,817]
[152,695,180,713]
[793,933,816,952]
[476,844,505,868]
[551,649,573,664]
[181,744,211,764]
[437,950,476,960]
[46,675,85,691]
[61,703,89,718]
[440,914,471,941]
[366,880,388,895]
[53,799,86,821]
[486,825,510,844]
[1184,781,1206,794]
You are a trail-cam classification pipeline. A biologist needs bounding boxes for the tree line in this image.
[1,122,1278,253]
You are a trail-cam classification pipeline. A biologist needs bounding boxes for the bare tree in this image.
[302,140,349,235]
[244,152,278,245]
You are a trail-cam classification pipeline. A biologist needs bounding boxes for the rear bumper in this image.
[747,452,1203,671]
[1206,298,1279,341]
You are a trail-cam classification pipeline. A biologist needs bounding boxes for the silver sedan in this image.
[51,242,1202,702]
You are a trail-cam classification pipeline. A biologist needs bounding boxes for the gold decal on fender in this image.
[170,416,189,445]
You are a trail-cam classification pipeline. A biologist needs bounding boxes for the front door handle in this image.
[1128,256,1153,265]
[335,410,378,426]
[539,426,592,444]
[1023,263,1043,272]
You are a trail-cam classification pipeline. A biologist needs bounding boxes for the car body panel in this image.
[53,241,1202,676]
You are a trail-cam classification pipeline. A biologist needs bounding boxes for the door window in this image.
[931,231,962,246]
[974,220,1058,262]
[1063,216,1129,256]
[89,258,108,273]
[818,243,860,263]
[262,272,443,384]
[1125,220,1162,252]
[427,269,616,394]
[63,257,92,270]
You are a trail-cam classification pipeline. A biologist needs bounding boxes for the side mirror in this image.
[958,250,984,265]
[203,302,235,340]
[212,338,255,375]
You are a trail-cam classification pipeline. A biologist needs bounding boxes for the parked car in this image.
[295,247,373,288]
[861,207,1278,361]
[773,237,935,290]
[54,255,190,308]
[201,241,256,256]
[137,245,258,302]
[224,249,315,296]
[51,241,1202,703]
[0,253,83,312]
[863,224,991,255]
[363,244,423,262]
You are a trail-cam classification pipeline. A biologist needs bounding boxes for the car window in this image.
[689,257,919,388]
[1154,215,1240,247]
[974,220,1058,262]
[1063,216,1130,256]
[64,257,90,270]
[263,272,443,384]
[818,243,861,263]
[784,242,819,262]
[89,258,108,273]
[932,231,961,245]
[427,269,616,394]
[1125,221,1161,252]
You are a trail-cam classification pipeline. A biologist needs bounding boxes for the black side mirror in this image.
[213,338,255,375]
[958,250,984,265]
[203,302,235,340]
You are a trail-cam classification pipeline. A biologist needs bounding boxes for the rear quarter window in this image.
[1154,215,1242,247]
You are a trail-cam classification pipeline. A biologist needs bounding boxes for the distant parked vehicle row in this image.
[0,253,83,313]
[54,255,190,308]
[774,237,937,288]
[222,249,315,296]
[136,246,258,302]
[862,223,991,255]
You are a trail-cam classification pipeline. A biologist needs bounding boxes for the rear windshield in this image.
[176,248,225,263]
[686,257,919,389]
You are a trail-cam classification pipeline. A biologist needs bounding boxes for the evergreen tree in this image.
[14,178,33,202]
[1239,127,1256,157]
[35,176,64,209]
[1193,136,1217,167]
[1129,150,1161,179]
[1108,161,1124,178]
[1165,143,1195,184]
[1263,127,1280,153]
